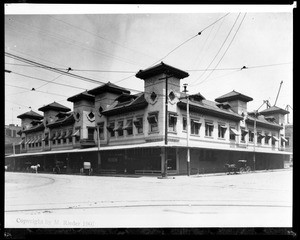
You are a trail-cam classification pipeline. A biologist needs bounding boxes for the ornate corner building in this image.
[5,62,291,175]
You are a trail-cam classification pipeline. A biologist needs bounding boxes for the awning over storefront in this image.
[230,128,239,135]
[19,139,25,145]
[281,136,288,142]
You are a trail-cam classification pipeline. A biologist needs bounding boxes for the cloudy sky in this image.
[5,4,294,126]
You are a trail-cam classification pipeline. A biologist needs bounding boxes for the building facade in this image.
[5,62,291,175]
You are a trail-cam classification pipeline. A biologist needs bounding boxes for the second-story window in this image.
[168,113,177,132]
[265,132,270,145]
[218,124,227,138]
[114,121,124,137]
[191,119,201,135]
[249,130,254,142]
[272,134,278,146]
[182,117,187,131]
[43,132,49,146]
[230,127,239,141]
[123,120,133,136]
[257,132,265,144]
[88,128,94,141]
[241,128,248,142]
[72,128,80,142]
[205,121,214,137]
[98,122,104,140]
[147,112,159,133]
[134,117,143,134]
[107,122,115,137]
[285,137,290,146]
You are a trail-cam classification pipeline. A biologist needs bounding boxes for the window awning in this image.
[53,133,60,140]
[25,139,31,144]
[58,132,66,139]
[42,135,49,141]
[65,131,72,138]
[192,120,202,125]
[265,133,271,139]
[219,124,227,129]
[281,136,288,142]
[113,123,123,131]
[123,120,133,130]
[36,137,42,143]
[147,115,158,124]
[71,130,80,137]
[31,137,37,144]
[19,139,25,145]
[133,119,142,127]
[205,122,214,126]
[230,128,239,135]
[169,112,178,117]
[258,132,265,138]
[272,136,279,141]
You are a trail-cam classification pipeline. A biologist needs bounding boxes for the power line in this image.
[6,84,70,98]
[190,13,241,85]
[150,13,230,66]
[195,13,247,86]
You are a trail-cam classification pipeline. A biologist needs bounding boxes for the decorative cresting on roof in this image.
[46,113,75,128]
[135,62,189,80]
[215,90,253,103]
[177,98,243,121]
[67,90,95,103]
[259,106,289,115]
[102,93,148,116]
[17,110,43,120]
[38,101,71,112]
[87,81,130,95]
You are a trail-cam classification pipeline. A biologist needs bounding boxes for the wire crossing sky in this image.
[5,5,293,125]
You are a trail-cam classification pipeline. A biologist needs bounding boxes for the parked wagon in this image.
[80,162,93,175]
[237,160,251,173]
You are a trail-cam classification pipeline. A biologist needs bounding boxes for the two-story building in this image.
[5,62,291,175]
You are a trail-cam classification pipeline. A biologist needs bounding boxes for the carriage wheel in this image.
[246,166,251,172]
[240,167,245,173]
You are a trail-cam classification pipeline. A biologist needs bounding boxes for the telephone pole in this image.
[183,84,190,176]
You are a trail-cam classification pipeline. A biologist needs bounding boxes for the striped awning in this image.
[123,120,133,130]
[58,132,66,139]
[71,130,80,137]
[42,135,49,141]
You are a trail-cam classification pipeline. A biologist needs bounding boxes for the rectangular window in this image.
[72,128,81,142]
[271,134,278,146]
[191,119,201,135]
[88,128,95,140]
[257,132,262,144]
[123,120,133,136]
[241,128,248,142]
[115,121,124,137]
[44,133,49,146]
[205,122,214,137]
[183,117,187,131]
[218,124,227,138]
[249,130,254,142]
[286,137,290,146]
[107,122,115,137]
[12,130,16,137]
[148,113,158,132]
[98,122,104,140]
[168,114,177,132]
[134,117,143,134]
[230,127,239,141]
[265,133,270,145]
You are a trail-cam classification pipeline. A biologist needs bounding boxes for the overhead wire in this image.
[194,13,247,86]
[149,13,230,67]
[190,13,241,85]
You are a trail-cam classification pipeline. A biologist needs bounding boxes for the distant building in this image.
[5,62,291,174]
[5,124,22,156]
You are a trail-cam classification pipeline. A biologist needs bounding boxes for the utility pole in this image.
[274,81,283,106]
[183,84,190,176]
[253,110,257,171]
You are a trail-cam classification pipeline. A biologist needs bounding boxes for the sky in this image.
[5,4,294,126]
